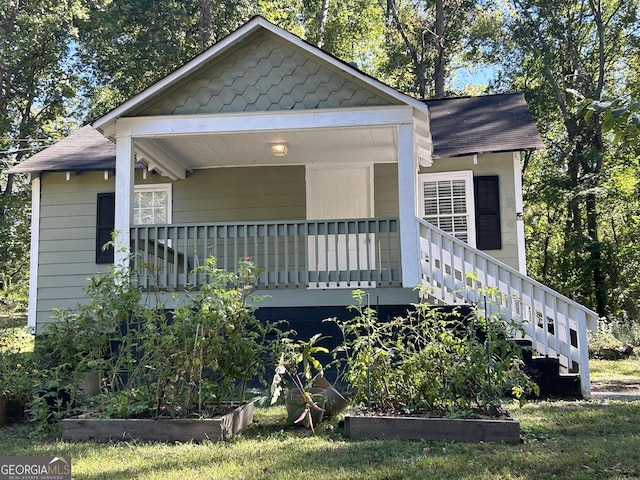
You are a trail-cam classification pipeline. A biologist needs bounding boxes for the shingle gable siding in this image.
[137,32,397,116]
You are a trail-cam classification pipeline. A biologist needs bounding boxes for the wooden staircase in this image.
[517,339,581,397]
[417,217,598,399]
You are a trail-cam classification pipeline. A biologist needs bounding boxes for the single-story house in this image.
[8,16,598,397]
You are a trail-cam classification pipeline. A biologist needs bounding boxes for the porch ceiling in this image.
[134,125,398,170]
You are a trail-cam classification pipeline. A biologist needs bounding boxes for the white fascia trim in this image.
[260,22,428,113]
[27,176,41,334]
[513,151,527,274]
[93,19,269,132]
[115,106,414,138]
[93,17,427,134]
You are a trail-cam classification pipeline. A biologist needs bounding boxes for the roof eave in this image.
[433,145,544,160]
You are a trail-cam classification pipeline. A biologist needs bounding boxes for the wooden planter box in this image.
[62,402,255,442]
[343,412,520,443]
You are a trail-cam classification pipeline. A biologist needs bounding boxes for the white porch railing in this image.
[417,217,598,399]
[130,217,401,291]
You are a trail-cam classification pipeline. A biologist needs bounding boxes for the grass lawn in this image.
[2,315,640,479]
[590,357,640,381]
[1,400,639,480]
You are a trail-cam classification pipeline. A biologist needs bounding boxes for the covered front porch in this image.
[99,102,430,294]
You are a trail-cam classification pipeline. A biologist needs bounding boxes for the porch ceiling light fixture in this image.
[270,143,288,157]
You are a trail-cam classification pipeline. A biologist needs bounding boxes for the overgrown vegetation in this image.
[588,318,640,359]
[329,289,538,417]
[11,255,283,429]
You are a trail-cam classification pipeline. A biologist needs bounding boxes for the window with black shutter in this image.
[474,175,502,250]
[96,192,115,263]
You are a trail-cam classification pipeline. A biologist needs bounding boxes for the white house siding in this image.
[35,172,114,332]
[421,152,520,270]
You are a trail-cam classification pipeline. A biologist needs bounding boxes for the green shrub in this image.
[330,289,538,417]
[28,254,282,425]
[587,318,637,359]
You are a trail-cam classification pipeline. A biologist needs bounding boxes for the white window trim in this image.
[418,170,476,247]
[133,183,172,225]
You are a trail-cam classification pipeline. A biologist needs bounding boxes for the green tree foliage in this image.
[259,0,386,76]
[583,96,640,146]
[0,0,84,309]
[76,0,255,119]
[380,0,480,99]
[504,0,640,320]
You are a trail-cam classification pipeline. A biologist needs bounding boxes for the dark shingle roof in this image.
[7,93,544,174]
[7,125,115,173]
[425,92,544,159]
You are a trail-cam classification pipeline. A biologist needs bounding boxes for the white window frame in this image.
[418,170,476,247]
[133,183,172,225]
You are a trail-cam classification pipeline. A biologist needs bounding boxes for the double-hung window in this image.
[418,171,477,247]
[96,184,172,264]
[133,184,172,225]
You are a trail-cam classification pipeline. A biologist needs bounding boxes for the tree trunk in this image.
[386,0,428,98]
[317,0,330,49]
[433,0,445,98]
[201,0,212,49]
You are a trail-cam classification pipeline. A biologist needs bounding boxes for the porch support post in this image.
[114,133,134,267]
[397,123,421,288]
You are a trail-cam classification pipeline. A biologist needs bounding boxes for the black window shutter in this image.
[96,192,115,264]
[474,176,502,250]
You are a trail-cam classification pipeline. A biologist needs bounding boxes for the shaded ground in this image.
[591,378,640,394]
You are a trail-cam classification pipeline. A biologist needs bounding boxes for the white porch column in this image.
[114,133,134,267]
[397,123,421,288]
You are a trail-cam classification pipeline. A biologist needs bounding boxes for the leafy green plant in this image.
[330,289,538,418]
[270,333,330,431]
[0,325,32,404]
[169,256,280,410]
[27,253,282,424]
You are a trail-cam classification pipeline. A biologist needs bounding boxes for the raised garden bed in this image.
[343,412,520,443]
[62,402,255,442]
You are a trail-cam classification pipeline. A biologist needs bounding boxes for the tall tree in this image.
[504,0,639,318]
[381,0,477,99]
[0,0,83,305]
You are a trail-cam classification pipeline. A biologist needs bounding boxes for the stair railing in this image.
[417,217,598,399]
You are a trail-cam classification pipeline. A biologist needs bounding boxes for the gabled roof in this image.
[7,126,115,173]
[425,93,544,159]
[93,16,426,136]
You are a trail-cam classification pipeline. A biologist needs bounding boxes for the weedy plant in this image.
[0,320,32,424]
[330,289,538,418]
[270,333,329,431]
[29,253,282,426]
